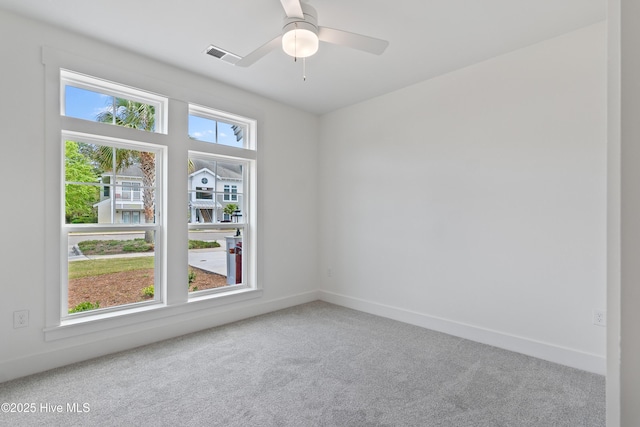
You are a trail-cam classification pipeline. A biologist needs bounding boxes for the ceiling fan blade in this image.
[235,35,282,67]
[318,27,389,55]
[280,0,304,18]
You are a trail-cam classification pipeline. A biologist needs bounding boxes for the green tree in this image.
[65,141,99,223]
[224,203,239,220]
[95,98,156,242]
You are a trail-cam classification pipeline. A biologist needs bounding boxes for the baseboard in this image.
[319,290,606,375]
[0,290,319,383]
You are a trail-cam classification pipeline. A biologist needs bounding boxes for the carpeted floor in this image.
[0,301,604,426]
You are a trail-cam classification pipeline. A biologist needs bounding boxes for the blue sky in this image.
[65,85,243,148]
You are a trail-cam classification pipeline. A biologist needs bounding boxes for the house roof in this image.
[189,159,242,181]
[101,164,144,179]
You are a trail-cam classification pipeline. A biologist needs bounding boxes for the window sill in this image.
[44,288,263,341]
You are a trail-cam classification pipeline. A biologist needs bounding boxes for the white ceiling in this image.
[0,0,605,114]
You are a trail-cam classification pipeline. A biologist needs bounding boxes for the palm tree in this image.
[96,98,156,242]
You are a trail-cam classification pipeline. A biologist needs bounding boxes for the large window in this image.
[46,64,257,331]
[187,105,251,295]
[61,70,165,317]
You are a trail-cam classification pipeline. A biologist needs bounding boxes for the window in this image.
[188,104,249,149]
[121,182,141,201]
[223,184,238,202]
[44,56,257,337]
[188,154,247,292]
[62,73,165,133]
[122,211,141,224]
[61,70,165,316]
[187,103,254,296]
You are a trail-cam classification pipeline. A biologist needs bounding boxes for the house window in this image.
[45,51,258,339]
[223,184,238,202]
[196,187,213,200]
[122,182,141,201]
[122,211,141,224]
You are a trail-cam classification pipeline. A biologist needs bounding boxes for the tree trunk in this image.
[140,151,155,244]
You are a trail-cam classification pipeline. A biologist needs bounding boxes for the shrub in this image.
[188,269,199,292]
[78,238,154,255]
[188,240,220,249]
[68,301,100,313]
[122,239,154,252]
[141,285,154,297]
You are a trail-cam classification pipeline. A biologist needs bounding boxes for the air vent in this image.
[205,45,241,65]
[206,46,226,59]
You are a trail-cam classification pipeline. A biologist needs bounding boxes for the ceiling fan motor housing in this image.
[281,4,319,58]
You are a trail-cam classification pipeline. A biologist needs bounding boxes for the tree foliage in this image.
[65,141,99,223]
[95,98,156,242]
[224,203,239,217]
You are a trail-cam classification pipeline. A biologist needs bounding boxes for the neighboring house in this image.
[188,161,243,223]
[94,165,145,224]
[94,163,243,224]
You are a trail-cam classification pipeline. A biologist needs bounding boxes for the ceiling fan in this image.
[206,0,389,67]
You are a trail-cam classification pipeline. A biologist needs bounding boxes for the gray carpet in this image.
[0,301,604,426]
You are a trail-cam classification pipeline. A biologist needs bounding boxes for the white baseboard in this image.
[0,290,319,383]
[319,290,606,375]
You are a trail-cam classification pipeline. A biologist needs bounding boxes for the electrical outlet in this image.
[593,309,606,327]
[327,268,333,278]
[13,310,29,328]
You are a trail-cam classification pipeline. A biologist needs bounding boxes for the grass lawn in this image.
[68,238,223,311]
[69,256,154,279]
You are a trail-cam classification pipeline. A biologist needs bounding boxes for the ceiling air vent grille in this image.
[205,45,241,65]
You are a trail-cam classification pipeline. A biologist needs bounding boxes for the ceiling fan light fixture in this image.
[282,22,319,58]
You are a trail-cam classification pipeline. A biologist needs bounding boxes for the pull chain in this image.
[290,22,308,81]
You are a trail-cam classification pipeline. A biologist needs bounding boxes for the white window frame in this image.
[43,47,260,341]
[188,151,252,296]
[60,128,166,320]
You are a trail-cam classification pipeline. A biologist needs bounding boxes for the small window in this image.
[188,105,248,149]
[62,69,166,134]
[223,184,239,202]
[122,182,141,201]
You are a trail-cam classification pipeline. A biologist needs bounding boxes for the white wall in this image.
[319,23,607,373]
[0,9,319,381]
